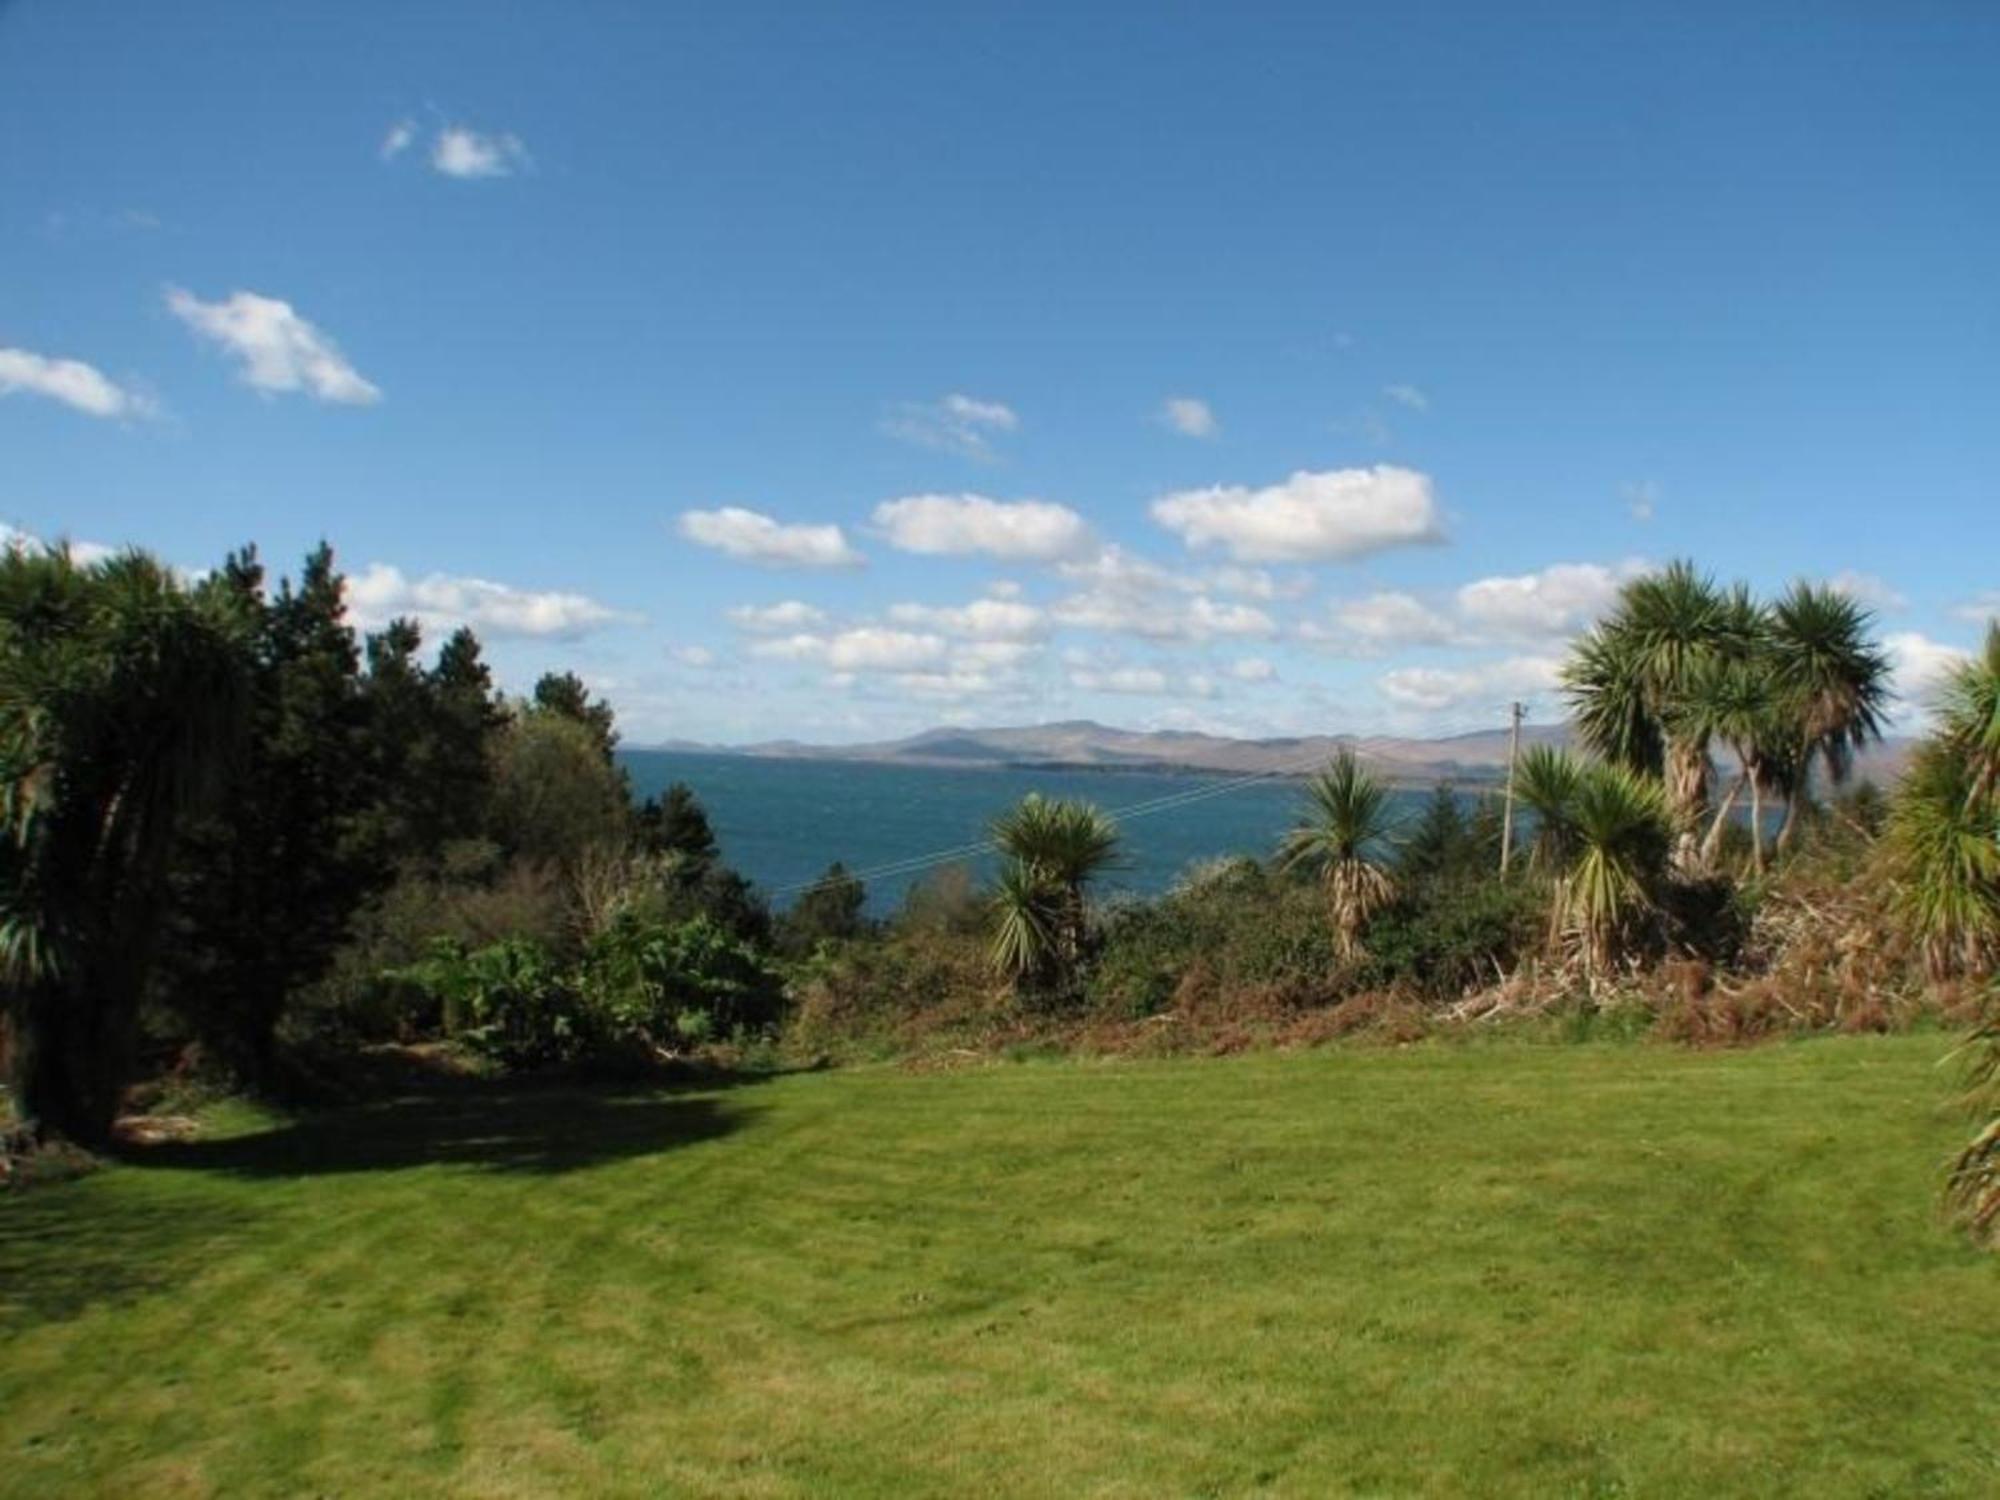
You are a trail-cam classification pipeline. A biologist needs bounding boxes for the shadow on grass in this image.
[1,1077,772,1333]
[132,1076,767,1179]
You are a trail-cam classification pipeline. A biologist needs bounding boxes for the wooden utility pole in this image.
[1499,700,1525,875]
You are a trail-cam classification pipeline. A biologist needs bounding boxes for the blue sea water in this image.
[620,751,1442,914]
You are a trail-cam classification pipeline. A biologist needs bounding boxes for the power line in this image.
[769,743,1345,898]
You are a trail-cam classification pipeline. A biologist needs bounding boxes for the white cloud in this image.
[166,288,381,405]
[679,507,864,569]
[1825,571,1907,613]
[881,393,1019,460]
[346,563,636,639]
[431,126,530,179]
[1952,592,2000,626]
[1383,383,1429,412]
[873,494,1092,561]
[750,627,948,673]
[1885,631,1970,707]
[381,119,417,160]
[1621,480,1659,523]
[1378,655,1564,714]
[887,598,1045,640]
[1209,565,1310,602]
[1230,657,1277,683]
[1069,665,1170,696]
[1305,591,1462,653]
[1187,596,1278,638]
[986,579,1024,600]
[728,600,828,632]
[1051,587,1274,642]
[672,645,717,668]
[1047,544,1278,641]
[1151,465,1445,563]
[0,347,151,419]
[954,639,1038,669]
[1,522,120,565]
[1159,396,1219,439]
[1454,561,1643,641]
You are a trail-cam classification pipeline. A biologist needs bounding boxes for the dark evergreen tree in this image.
[531,671,619,761]
[778,861,870,955]
[166,544,387,1081]
[637,781,719,864]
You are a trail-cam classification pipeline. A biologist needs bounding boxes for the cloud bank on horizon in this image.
[3,3,1992,745]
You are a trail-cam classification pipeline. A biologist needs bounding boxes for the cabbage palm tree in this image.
[988,794,1120,991]
[1559,762,1672,974]
[1768,583,1891,851]
[1935,621,2000,802]
[1889,621,2000,1246]
[1674,655,1789,872]
[2,546,248,1143]
[1890,625,2000,979]
[1278,750,1397,960]
[988,862,1061,994]
[1944,1014,2000,1248]
[1510,743,1584,873]
[1564,562,1753,868]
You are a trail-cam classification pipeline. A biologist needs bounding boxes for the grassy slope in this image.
[2,1038,1996,1497]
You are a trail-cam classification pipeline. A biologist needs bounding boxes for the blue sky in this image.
[3,1,1995,743]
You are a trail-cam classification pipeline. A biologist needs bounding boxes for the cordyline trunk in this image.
[1666,737,1710,874]
[8,977,141,1148]
[1749,771,1765,875]
[1701,772,1746,868]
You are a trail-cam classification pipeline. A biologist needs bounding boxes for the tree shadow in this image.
[0,1184,250,1334]
[1,1076,773,1332]
[127,1077,765,1179]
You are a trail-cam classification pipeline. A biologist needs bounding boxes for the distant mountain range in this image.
[639,719,1915,787]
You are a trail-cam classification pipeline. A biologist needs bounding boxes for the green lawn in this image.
[3,1037,1996,1497]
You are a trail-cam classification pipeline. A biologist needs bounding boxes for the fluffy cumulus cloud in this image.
[1159,395,1219,438]
[1150,466,1444,563]
[1046,544,1280,641]
[345,564,636,639]
[1453,561,1644,641]
[727,600,828,632]
[1377,655,1564,714]
[886,598,1046,640]
[1,522,117,564]
[0,346,150,419]
[872,494,1092,561]
[679,507,864,568]
[431,126,531,179]
[1068,665,1171,696]
[167,288,381,405]
[1885,631,1971,708]
[1303,591,1462,654]
[1230,657,1277,683]
[751,627,948,673]
[881,393,1019,460]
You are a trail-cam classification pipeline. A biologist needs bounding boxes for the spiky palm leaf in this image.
[1935,622,2000,802]
[1510,743,1584,872]
[1563,561,1743,854]
[1768,583,1891,848]
[987,863,1060,989]
[1559,762,1671,974]
[1278,750,1397,959]
[1943,1015,2000,1246]
[0,544,248,1141]
[1889,743,2000,979]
